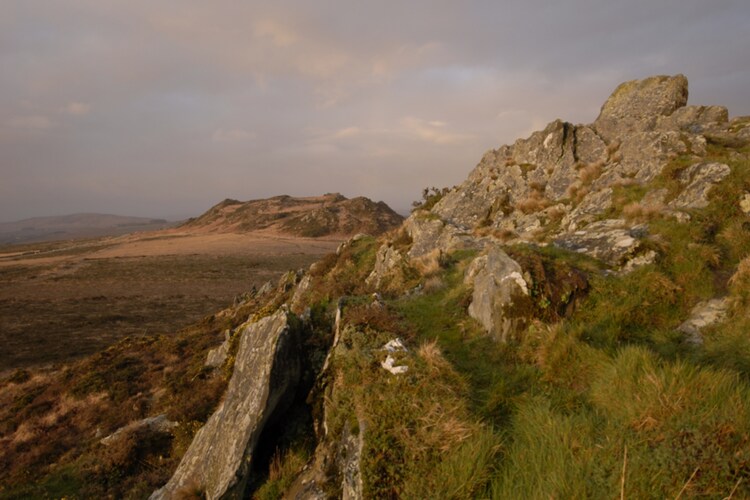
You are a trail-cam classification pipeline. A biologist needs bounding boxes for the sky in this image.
[2,1,749,221]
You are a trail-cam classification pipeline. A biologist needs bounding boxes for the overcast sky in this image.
[1,1,749,221]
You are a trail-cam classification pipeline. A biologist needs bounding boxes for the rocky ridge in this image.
[181,193,404,238]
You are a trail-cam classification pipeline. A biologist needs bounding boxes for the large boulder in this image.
[151,310,300,499]
[464,247,529,342]
[593,74,689,142]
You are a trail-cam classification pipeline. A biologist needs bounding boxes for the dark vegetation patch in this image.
[505,245,590,323]
[0,253,320,369]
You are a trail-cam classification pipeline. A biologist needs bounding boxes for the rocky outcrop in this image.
[152,310,300,499]
[338,420,365,500]
[464,247,529,342]
[397,74,743,277]
[405,214,483,259]
[669,162,731,210]
[677,298,730,345]
[100,414,177,446]
[205,330,232,368]
[366,244,407,289]
[181,193,403,238]
[283,322,368,500]
[553,219,646,267]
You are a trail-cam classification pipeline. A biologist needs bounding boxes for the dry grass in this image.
[566,182,590,204]
[516,190,551,214]
[578,162,604,185]
[622,199,665,222]
[413,249,444,277]
[545,205,567,224]
[423,276,445,293]
[418,340,453,373]
[729,257,750,307]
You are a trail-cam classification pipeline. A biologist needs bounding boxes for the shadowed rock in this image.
[151,310,300,499]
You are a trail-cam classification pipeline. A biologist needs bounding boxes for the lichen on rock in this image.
[151,310,300,499]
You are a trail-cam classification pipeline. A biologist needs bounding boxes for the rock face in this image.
[553,219,646,267]
[381,74,749,343]
[338,420,365,500]
[152,310,300,499]
[464,247,529,342]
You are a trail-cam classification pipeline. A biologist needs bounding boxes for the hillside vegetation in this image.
[3,75,750,498]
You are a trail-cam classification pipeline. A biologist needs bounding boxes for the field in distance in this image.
[0,231,341,372]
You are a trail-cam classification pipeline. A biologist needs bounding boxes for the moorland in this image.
[0,228,340,373]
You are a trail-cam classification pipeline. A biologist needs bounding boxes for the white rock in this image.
[740,193,750,214]
[504,271,529,295]
[382,338,407,352]
[381,355,408,375]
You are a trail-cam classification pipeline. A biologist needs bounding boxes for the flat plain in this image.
[0,230,340,372]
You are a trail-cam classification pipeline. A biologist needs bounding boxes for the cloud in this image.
[1,1,749,222]
[400,117,473,145]
[253,19,297,47]
[332,126,361,139]
[7,115,54,130]
[211,128,257,143]
[62,102,91,116]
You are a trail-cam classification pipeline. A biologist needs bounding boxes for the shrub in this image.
[411,186,450,212]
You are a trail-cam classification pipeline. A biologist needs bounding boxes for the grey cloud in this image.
[1,0,749,221]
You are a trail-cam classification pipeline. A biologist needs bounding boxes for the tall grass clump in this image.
[492,396,608,499]
[590,346,750,498]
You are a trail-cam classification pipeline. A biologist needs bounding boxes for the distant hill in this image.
[0,213,172,245]
[182,193,404,237]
